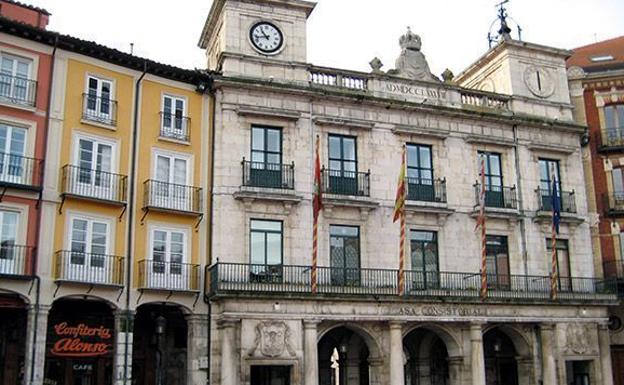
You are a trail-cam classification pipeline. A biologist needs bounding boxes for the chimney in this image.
[0,0,50,29]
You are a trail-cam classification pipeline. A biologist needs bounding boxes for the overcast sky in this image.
[26,0,624,77]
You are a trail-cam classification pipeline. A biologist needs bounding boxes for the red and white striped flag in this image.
[476,156,487,300]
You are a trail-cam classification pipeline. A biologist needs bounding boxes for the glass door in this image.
[76,139,114,200]
[250,126,282,188]
[0,54,31,102]
[407,144,434,201]
[86,77,112,123]
[68,218,109,284]
[150,229,186,290]
[328,135,357,195]
[479,152,504,208]
[539,159,561,211]
[0,124,26,185]
[410,230,439,289]
[162,95,186,140]
[155,155,188,210]
[0,211,18,275]
[485,235,510,290]
[330,226,360,286]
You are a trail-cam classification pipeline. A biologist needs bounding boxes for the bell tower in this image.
[198,0,316,78]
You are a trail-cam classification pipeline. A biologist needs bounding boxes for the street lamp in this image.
[338,343,348,385]
[155,315,167,385]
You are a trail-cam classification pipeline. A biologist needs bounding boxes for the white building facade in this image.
[200,1,616,385]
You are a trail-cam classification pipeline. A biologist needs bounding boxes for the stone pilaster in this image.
[25,304,50,385]
[303,320,319,385]
[470,322,486,385]
[540,323,557,385]
[599,323,614,385]
[219,319,240,385]
[447,357,463,385]
[186,314,209,385]
[389,322,404,385]
[113,310,134,385]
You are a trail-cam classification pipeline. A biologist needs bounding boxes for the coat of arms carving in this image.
[248,321,296,358]
[564,323,594,355]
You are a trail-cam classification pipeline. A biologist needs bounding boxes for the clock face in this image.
[523,66,556,98]
[249,22,284,54]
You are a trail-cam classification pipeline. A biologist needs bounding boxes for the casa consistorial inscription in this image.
[396,305,488,317]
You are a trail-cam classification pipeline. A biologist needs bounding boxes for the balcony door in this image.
[86,76,113,123]
[539,158,561,210]
[149,228,187,290]
[0,123,26,185]
[546,238,572,292]
[162,95,187,140]
[407,144,434,201]
[409,230,439,289]
[68,217,110,284]
[0,211,18,275]
[478,152,503,207]
[250,126,282,188]
[0,54,31,103]
[75,137,115,200]
[485,235,510,290]
[328,135,358,195]
[154,153,189,211]
[250,220,283,282]
[329,225,360,286]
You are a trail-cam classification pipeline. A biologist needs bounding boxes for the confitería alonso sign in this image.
[50,322,112,357]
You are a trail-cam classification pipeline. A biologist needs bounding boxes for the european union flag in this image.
[551,177,561,234]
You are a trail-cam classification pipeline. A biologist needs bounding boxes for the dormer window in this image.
[590,55,614,63]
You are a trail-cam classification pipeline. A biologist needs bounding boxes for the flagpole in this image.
[312,135,320,294]
[399,208,405,296]
[550,167,559,300]
[478,156,487,301]
[394,145,407,296]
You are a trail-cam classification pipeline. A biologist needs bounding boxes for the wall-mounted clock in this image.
[524,65,556,98]
[249,21,284,55]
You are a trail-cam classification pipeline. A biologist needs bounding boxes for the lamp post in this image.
[338,343,348,385]
[155,315,167,385]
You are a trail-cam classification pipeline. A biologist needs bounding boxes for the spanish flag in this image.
[393,146,407,222]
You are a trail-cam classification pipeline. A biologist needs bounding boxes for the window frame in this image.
[161,94,187,131]
[539,158,562,192]
[328,134,358,175]
[485,234,510,279]
[329,225,360,269]
[249,219,283,266]
[149,226,189,265]
[250,125,282,166]
[152,149,192,186]
[409,229,439,273]
[478,151,503,191]
[546,238,572,280]
[406,143,434,185]
[605,104,624,130]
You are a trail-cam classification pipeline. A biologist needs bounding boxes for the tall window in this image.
[67,216,109,283]
[85,76,113,123]
[153,152,190,210]
[162,95,187,139]
[329,225,360,286]
[478,152,504,207]
[74,136,115,200]
[613,168,624,199]
[410,230,438,289]
[250,220,283,281]
[0,53,32,103]
[249,126,282,188]
[606,104,624,130]
[485,235,509,289]
[539,158,561,210]
[546,238,571,291]
[407,144,434,201]
[0,210,18,275]
[0,123,26,184]
[328,135,357,194]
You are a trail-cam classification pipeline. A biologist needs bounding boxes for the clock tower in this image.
[198,0,316,79]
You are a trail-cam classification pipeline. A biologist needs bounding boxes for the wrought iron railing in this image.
[143,179,202,213]
[0,245,35,277]
[474,184,518,209]
[536,188,577,213]
[598,128,624,151]
[160,112,191,142]
[0,152,43,189]
[206,262,616,302]
[241,159,295,190]
[137,260,200,291]
[407,178,447,203]
[0,74,36,106]
[61,165,127,203]
[82,93,117,125]
[604,192,624,215]
[604,259,624,280]
[321,168,370,197]
[53,250,124,286]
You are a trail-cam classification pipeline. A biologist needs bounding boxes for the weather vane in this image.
[487,0,523,48]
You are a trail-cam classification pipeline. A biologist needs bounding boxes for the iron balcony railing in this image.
[0,152,43,189]
[82,93,117,126]
[321,168,370,197]
[137,260,200,291]
[143,179,202,214]
[604,259,624,280]
[207,262,616,302]
[0,74,37,106]
[61,165,127,203]
[407,178,447,203]
[160,112,191,142]
[598,128,624,152]
[604,192,624,215]
[0,245,35,277]
[474,184,518,209]
[241,159,295,190]
[537,188,577,214]
[53,250,124,286]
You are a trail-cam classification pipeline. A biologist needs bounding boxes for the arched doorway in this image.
[0,295,28,385]
[484,329,518,385]
[403,328,450,385]
[318,326,371,385]
[132,303,188,385]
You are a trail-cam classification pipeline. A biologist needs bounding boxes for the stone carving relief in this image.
[247,321,296,358]
[389,27,439,82]
[563,323,595,355]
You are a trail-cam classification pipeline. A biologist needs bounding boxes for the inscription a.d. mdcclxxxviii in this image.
[384,82,447,100]
[397,305,487,317]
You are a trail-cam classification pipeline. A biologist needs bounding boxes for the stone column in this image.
[303,320,319,385]
[540,324,557,385]
[599,323,615,385]
[447,357,463,385]
[113,310,134,385]
[389,322,404,385]
[470,322,486,385]
[24,304,49,385]
[219,319,240,385]
[187,314,209,385]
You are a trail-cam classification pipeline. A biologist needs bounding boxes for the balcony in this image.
[0,74,36,107]
[321,168,370,197]
[137,260,200,292]
[536,189,577,213]
[0,245,35,278]
[53,250,124,287]
[160,112,191,142]
[597,128,624,154]
[407,178,447,203]
[207,263,616,303]
[604,193,624,217]
[82,94,117,126]
[61,165,127,205]
[242,159,294,190]
[474,184,518,210]
[0,152,43,191]
[143,179,202,215]
[603,259,624,297]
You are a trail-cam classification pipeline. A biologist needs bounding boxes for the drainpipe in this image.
[205,76,216,385]
[30,34,58,385]
[512,124,529,276]
[122,61,148,385]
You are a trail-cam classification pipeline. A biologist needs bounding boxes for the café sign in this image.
[50,322,112,357]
